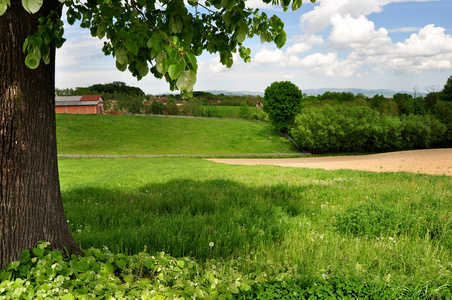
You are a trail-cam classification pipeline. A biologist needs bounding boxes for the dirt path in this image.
[207,149,452,176]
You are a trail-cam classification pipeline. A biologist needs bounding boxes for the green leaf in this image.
[97,24,106,39]
[116,61,127,72]
[168,61,185,80]
[292,0,301,11]
[137,61,149,77]
[124,41,139,56]
[184,51,198,72]
[32,243,45,255]
[116,259,127,270]
[0,0,10,16]
[236,30,246,44]
[170,15,183,34]
[229,284,239,294]
[22,0,43,14]
[7,261,20,271]
[115,48,128,65]
[61,295,74,300]
[274,31,287,48]
[260,32,271,44]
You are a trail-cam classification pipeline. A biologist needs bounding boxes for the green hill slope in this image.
[56,114,299,155]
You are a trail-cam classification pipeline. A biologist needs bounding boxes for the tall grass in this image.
[59,157,452,293]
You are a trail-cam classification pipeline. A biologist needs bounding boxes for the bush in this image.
[182,98,204,116]
[263,81,303,132]
[290,105,446,154]
[118,99,144,114]
[239,101,251,119]
[150,100,165,114]
[164,100,180,115]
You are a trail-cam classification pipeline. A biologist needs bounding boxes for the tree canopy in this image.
[263,81,303,132]
[1,0,313,97]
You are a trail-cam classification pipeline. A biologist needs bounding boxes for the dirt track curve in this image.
[207,149,452,176]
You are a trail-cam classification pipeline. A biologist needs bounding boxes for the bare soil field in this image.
[208,149,452,176]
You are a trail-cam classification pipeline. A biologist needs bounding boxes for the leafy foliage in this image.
[263,81,303,132]
[239,101,250,119]
[439,75,452,102]
[290,105,447,154]
[1,0,309,97]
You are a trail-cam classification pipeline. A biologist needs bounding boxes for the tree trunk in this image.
[0,0,83,268]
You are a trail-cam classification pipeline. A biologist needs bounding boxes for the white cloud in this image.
[328,14,391,50]
[300,0,437,33]
[388,27,421,33]
[285,43,312,56]
[253,48,286,65]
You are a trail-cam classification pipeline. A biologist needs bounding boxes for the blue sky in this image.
[55,0,452,95]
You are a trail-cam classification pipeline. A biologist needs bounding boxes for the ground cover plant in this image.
[56,114,297,155]
[38,156,452,298]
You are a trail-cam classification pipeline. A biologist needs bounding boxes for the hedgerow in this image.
[290,105,447,154]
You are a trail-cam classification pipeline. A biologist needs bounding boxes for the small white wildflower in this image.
[209,242,214,247]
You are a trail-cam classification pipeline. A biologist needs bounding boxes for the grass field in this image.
[59,156,452,297]
[56,114,297,155]
[50,114,452,297]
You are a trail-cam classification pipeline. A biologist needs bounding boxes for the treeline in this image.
[56,81,145,101]
[290,76,452,153]
[159,91,263,106]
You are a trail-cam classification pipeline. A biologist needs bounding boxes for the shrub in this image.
[239,101,251,119]
[263,81,303,132]
[164,100,180,115]
[290,105,446,154]
[150,100,165,114]
[182,97,204,116]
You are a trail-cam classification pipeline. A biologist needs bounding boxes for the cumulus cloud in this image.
[301,0,436,33]
[328,14,392,50]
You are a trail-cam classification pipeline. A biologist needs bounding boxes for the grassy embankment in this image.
[56,114,297,155]
[46,114,452,297]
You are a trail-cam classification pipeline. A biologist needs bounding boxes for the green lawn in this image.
[59,156,452,297]
[56,114,298,155]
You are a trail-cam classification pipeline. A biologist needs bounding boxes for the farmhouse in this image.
[55,95,104,114]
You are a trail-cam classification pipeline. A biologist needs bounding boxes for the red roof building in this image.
[55,95,104,114]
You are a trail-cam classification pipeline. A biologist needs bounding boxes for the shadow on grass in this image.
[62,179,310,259]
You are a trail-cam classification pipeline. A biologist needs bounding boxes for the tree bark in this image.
[0,0,83,268]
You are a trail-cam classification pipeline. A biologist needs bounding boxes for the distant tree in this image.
[165,99,180,115]
[182,97,203,116]
[370,94,387,110]
[439,75,452,102]
[150,100,165,115]
[263,81,303,132]
[239,101,251,119]
[393,93,414,115]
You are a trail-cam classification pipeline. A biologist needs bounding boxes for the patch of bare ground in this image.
[207,149,452,176]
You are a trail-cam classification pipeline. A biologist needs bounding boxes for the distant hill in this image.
[205,88,423,98]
